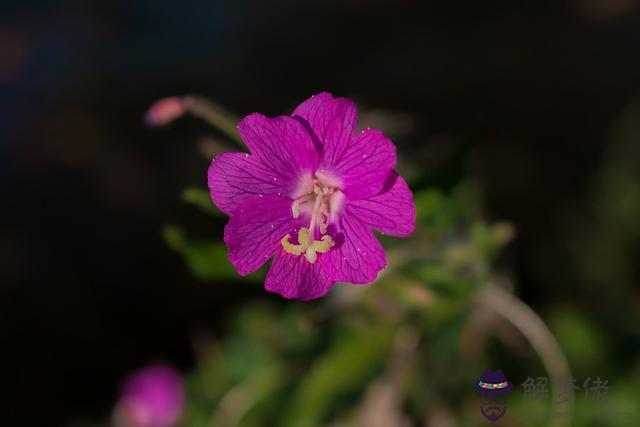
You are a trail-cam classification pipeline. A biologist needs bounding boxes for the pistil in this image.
[281,229,333,263]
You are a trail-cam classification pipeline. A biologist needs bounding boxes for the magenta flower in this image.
[208,92,415,300]
[114,363,185,427]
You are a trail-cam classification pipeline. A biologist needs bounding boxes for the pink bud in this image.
[145,97,186,127]
[114,363,185,427]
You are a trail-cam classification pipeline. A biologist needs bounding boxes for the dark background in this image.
[2,0,639,425]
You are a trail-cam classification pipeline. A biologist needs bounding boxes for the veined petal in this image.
[320,208,387,284]
[332,128,397,200]
[292,92,357,167]
[349,172,416,237]
[208,152,295,216]
[238,113,319,179]
[223,195,298,275]
[265,248,335,300]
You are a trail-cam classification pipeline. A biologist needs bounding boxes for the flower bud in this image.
[114,363,185,427]
[145,97,185,127]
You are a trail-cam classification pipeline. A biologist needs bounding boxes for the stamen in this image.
[291,195,312,219]
[318,204,329,234]
[307,194,323,235]
[284,173,341,263]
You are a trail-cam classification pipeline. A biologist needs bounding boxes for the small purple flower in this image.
[208,92,415,300]
[114,363,185,427]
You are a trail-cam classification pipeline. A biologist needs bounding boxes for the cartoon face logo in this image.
[476,369,512,422]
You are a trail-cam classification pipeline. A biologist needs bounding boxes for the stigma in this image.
[281,228,334,263]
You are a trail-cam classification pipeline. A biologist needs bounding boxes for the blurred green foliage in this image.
[168,176,526,427]
[182,187,224,217]
[148,101,640,427]
[163,225,262,282]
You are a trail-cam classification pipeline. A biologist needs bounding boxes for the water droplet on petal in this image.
[273,177,277,181]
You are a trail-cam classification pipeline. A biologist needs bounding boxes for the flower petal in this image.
[349,172,416,237]
[292,92,357,167]
[265,248,335,300]
[208,152,295,216]
[238,113,320,179]
[331,128,397,200]
[320,208,387,284]
[223,195,297,275]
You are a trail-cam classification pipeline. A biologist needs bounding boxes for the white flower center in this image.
[280,172,343,263]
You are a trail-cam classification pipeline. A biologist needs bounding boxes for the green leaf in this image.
[281,326,392,427]
[406,263,471,298]
[413,181,483,232]
[182,187,224,216]
[211,364,288,427]
[414,189,456,232]
[549,309,606,378]
[163,225,261,282]
[230,302,315,358]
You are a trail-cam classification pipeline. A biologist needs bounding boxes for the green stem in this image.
[182,95,244,148]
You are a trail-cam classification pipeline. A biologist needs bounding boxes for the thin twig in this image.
[182,95,244,147]
[477,283,574,427]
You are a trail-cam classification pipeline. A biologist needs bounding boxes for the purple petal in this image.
[349,172,416,237]
[223,195,297,275]
[265,248,335,300]
[320,208,387,284]
[292,92,357,167]
[238,113,320,179]
[331,128,397,200]
[208,152,296,216]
